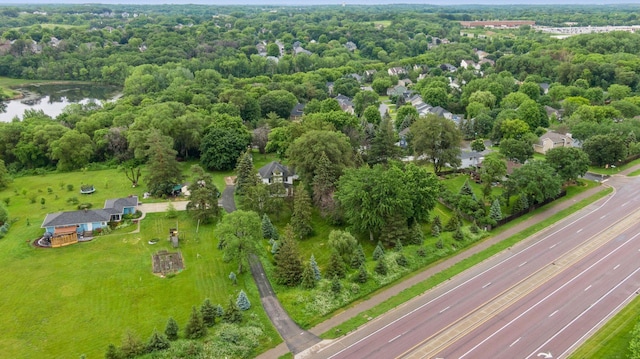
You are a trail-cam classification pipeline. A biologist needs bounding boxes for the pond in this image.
[0,83,121,122]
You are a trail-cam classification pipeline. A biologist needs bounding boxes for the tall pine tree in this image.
[235,148,258,195]
[350,244,366,269]
[291,183,313,239]
[222,297,242,323]
[145,130,182,197]
[326,250,346,279]
[301,261,317,289]
[262,213,278,239]
[368,116,400,165]
[310,254,321,281]
[312,151,337,217]
[274,225,304,286]
[200,298,217,327]
[183,306,207,339]
[490,198,503,222]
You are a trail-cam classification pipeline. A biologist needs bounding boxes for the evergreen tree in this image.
[490,199,503,222]
[144,130,182,197]
[234,148,258,195]
[470,221,480,234]
[408,222,424,245]
[513,195,529,214]
[394,238,403,252]
[432,215,442,237]
[374,258,388,275]
[436,236,444,249]
[215,304,224,318]
[200,298,217,327]
[372,241,385,260]
[186,165,222,224]
[222,297,242,323]
[380,212,410,247]
[312,151,337,217]
[146,329,170,352]
[262,214,277,239]
[368,116,400,165]
[229,272,237,285]
[453,226,465,241]
[164,317,179,341]
[291,184,313,239]
[350,244,366,269]
[236,290,251,311]
[271,240,279,254]
[444,212,461,232]
[326,250,346,279]
[355,263,369,283]
[274,225,304,286]
[104,344,121,359]
[396,253,408,267]
[183,306,207,339]
[120,330,145,359]
[459,179,475,199]
[301,261,316,289]
[310,254,321,281]
[331,275,342,295]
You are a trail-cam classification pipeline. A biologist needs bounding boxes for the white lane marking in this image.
[600,215,607,219]
[483,282,492,289]
[519,261,528,268]
[614,264,620,270]
[577,228,583,233]
[550,243,558,249]
[325,187,621,359]
[388,334,402,343]
[549,310,558,317]
[534,268,640,359]
[509,337,521,347]
[439,306,450,314]
[584,285,592,291]
[622,201,629,207]
[459,230,640,359]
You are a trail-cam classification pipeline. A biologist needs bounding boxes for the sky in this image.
[0,0,634,5]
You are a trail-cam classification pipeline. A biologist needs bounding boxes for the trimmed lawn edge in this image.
[568,288,640,358]
[320,187,612,339]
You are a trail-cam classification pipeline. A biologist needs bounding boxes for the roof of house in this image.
[42,196,138,228]
[103,196,138,213]
[42,209,112,228]
[258,161,295,179]
[429,106,452,117]
[539,131,572,145]
[335,94,353,107]
[290,103,305,117]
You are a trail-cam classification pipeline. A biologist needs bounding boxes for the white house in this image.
[258,161,298,196]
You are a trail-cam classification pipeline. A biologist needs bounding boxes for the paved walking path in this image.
[259,167,640,359]
[220,178,321,353]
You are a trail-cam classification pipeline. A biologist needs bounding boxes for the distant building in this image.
[460,20,535,28]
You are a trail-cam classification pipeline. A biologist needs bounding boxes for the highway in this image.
[308,175,640,359]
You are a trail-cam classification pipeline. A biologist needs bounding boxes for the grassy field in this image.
[0,163,280,358]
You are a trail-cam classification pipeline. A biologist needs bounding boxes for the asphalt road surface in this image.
[308,175,640,359]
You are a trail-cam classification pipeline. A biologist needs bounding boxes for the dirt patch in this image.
[152,250,184,277]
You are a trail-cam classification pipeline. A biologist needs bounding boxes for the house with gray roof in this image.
[533,131,573,154]
[258,161,298,196]
[41,196,138,237]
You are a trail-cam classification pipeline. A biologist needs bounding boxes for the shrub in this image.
[164,317,179,341]
[66,184,74,192]
[77,203,93,210]
[67,197,79,205]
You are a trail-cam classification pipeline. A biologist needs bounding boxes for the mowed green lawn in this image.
[0,166,279,358]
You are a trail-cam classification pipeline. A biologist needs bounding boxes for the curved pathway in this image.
[220,178,320,354]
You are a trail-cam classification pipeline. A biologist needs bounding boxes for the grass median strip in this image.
[321,187,612,339]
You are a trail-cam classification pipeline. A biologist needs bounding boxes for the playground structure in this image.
[169,227,179,248]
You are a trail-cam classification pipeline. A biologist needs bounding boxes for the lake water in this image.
[0,84,121,122]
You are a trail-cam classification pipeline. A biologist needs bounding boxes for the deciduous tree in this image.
[411,114,462,173]
[545,147,590,183]
[216,210,262,274]
[186,165,222,224]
